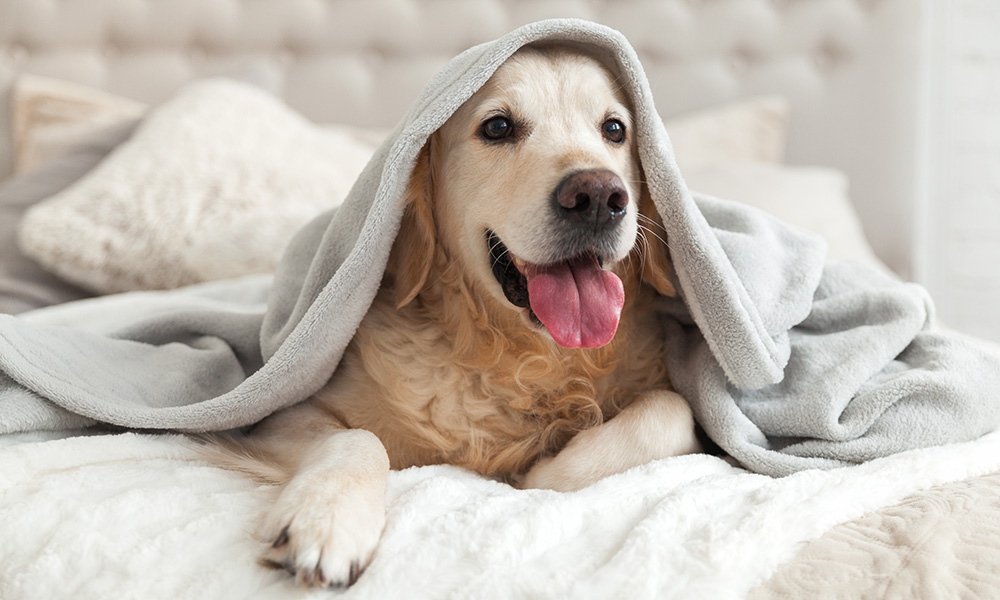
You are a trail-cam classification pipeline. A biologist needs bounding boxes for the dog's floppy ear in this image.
[638,185,677,298]
[388,142,436,309]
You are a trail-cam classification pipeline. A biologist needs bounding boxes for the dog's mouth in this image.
[487,231,625,349]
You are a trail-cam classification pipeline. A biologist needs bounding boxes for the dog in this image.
[216,44,702,588]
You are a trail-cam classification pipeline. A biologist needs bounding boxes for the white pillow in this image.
[665,96,788,170]
[14,75,790,294]
[683,162,891,273]
[19,80,379,293]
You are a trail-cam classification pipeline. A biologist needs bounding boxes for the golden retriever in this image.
[219,44,701,588]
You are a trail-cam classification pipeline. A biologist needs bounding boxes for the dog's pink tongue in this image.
[524,255,624,349]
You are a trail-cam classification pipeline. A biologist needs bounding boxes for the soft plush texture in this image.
[17,80,380,293]
[664,96,788,170]
[751,469,1000,599]
[0,71,289,315]
[2,428,1000,600]
[14,78,788,295]
[1,19,999,478]
[0,120,136,314]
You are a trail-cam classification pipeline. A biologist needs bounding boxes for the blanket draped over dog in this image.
[2,19,999,477]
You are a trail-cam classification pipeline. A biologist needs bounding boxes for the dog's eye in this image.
[602,119,626,144]
[481,116,514,141]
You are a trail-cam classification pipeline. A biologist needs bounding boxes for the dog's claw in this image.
[349,560,361,586]
[257,557,285,571]
[271,525,290,549]
[258,431,388,589]
[261,517,375,589]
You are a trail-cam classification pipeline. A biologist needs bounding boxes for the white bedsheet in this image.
[3,428,1000,600]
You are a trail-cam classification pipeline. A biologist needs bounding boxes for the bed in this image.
[3,2,1000,599]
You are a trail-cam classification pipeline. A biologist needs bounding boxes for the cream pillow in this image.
[666,96,788,170]
[19,80,380,293]
[13,75,790,293]
[683,162,891,274]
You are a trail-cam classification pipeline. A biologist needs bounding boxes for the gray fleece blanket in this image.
[2,19,1000,477]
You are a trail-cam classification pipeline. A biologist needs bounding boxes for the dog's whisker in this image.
[637,229,652,274]
[487,238,511,268]
[626,231,653,296]
[638,223,670,251]
[637,212,667,230]
[488,240,506,259]
[488,240,509,262]
[637,216,669,240]
[623,250,646,296]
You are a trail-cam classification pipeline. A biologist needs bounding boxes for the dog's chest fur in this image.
[310,270,672,479]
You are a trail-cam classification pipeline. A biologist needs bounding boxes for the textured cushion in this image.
[750,472,1000,600]
[684,162,891,273]
[0,70,284,312]
[0,119,137,313]
[666,96,787,171]
[16,78,792,294]
[18,80,379,293]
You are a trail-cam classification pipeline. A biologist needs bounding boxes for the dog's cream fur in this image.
[219,46,701,588]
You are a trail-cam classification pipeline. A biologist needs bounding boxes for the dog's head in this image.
[390,45,675,349]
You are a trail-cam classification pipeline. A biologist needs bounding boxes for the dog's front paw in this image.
[520,433,602,492]
[261,470,387,588]
[521,390,701,492]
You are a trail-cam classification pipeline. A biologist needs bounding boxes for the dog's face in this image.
[394,46,672,349]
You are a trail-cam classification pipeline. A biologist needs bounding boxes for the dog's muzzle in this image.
[485,169,632,349]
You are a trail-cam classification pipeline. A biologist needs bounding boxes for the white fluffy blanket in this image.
[3,429,1000,600]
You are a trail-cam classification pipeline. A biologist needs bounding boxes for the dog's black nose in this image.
[552,169,628,229]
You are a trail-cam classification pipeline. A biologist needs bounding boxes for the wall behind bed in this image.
[1,0,939,313]
[921,0,1000,343]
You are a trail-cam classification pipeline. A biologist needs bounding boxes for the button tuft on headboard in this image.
[367,49,385,68]
[814,41,850,72]
[187,46,207,62]
[729,47,757,73]
[102,43,120,60]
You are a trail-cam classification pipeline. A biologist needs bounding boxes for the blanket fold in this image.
[2,18,999,477]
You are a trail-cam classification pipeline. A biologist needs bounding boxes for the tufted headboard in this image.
[0,0,927,278]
